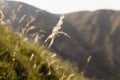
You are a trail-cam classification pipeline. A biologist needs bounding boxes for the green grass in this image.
[0,25,86,80]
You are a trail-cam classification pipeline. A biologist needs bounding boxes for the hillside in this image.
[1,1,120,80]
[0,24,87,80]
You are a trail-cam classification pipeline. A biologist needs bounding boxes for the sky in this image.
[6,0,120,14]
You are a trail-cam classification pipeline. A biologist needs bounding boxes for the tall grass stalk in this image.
[44,15,70,48]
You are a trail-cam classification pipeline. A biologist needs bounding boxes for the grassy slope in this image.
[0,25,86,80]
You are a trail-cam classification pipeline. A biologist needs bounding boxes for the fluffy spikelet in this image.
[0,10,4,18]
[19,14,26,23]
[34,33,39,44]
[0,10,6,25]
[30,53,34,61]
[87,55,92,63]
[66,73,74,80]
[59,73,66,80]
[44,15,70,48]
[16,4,23,12]
[26,16,35,27]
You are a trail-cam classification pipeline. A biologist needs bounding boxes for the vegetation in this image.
[0,25,86,80]
[3,1,120,79]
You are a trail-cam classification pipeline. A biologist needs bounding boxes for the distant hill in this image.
[1,1,120,79]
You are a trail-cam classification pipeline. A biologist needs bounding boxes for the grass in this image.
[0,25,87,80]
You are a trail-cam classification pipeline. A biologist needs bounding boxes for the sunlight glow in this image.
[6,0,120,14]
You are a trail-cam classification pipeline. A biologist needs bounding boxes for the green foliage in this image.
[0,25,86,80]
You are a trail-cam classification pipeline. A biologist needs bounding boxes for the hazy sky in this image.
[7,0,120,14]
